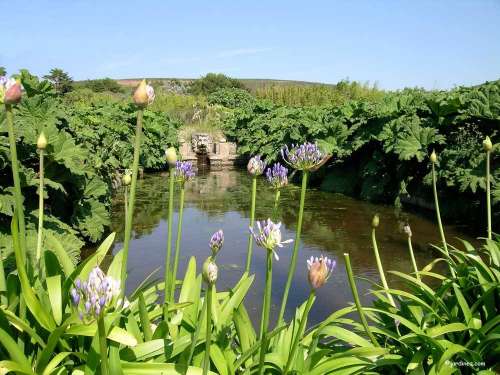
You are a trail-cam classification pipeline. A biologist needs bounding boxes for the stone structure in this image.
[179,133,238,169]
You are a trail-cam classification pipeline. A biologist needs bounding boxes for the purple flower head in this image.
[209,230,224,256]
[71,266,121,322]
[281,142,330,171]
[247,155,266,176]
[249,218,293,260]
[175,161,195,184]
[266,163,288,189]
[307,255,336,289]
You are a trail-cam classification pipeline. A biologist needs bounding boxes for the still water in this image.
[107,169,473,326]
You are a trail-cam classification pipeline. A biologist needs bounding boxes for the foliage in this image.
[255,79,384,106]
[76,78,124,93]
[0,67,6,76]
[0,72,181,260]
[188,73,246,96]
[43,68,74,95]
[208,88,256,109]
[221,81,500,220]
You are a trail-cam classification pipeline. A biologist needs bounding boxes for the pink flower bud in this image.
[4,79,23,105]
[307,256,335,289]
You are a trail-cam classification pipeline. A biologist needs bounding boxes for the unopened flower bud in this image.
[247,155,266,176]
[403,224,412,237]
[307,256,336,289]
[372,214,379,229]
[133,79,155,107]
[209,230,224,256]
[483,136,492,152]
[165,147,177,165]
[202,258,218,284]
[430,150,437,164]
[122,173,132,186]
[4,78,23,105]
[37,132,47,150]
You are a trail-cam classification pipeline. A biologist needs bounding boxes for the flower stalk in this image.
[277,170,308,323]
[257,250,273,375]
[120,109,143,294]
[97,316,109,375]
[371,215,395,307]
[5,104,27,262]
[202,257,217,375]
[403,224,419,280]
[244,176,257,273]
[483,137,492,240]
[430,151,455,277]
[170,185,185,302]
[35,132,47,269]
[164,164,176,308]
[344,253,379,347]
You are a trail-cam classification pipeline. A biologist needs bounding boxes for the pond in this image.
[106,169,474,327]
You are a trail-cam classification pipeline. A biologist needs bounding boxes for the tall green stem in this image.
[283,290,315,375]
[486,150,491,240]
[120,109,143,296]
[344,253,379,347]
[272,189,281,221]
[371,227,395,307]
[245,177,257,273]
[164,169,176,310]
[432,163,455,277]
[35,150,45,267]
[257,251,273,375]
[170,185,185,302]
[407,236,420,281]
[6,104,27,262]
[278,171,308,324]
[97,316,109,375]
[124,185,128,225]
[203,284,213,375]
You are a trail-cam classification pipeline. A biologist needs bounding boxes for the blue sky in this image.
[1,0,499,89]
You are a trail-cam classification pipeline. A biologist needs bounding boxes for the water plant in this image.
[170,160,196,301]
[244,155,266,272]
[250,218,293,374]
[283,256,335,374]
[277,142,330,323]
[164,146,178,306]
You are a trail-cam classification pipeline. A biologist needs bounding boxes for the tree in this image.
[43,68,74,94]
[188,73,246,95]
[0,66,6,76]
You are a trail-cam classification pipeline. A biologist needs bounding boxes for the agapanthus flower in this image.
[266,163,288,189]
[281,142,330,171]
[70,266,121,322]
[247,155,266,176]
[175,160,195,184]
[1,77,23,105]
[250,218,293,260]
[307,255,336,289]
[403,223,412,238]
[209,229,224,256]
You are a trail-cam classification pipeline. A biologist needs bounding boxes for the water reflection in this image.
[109,170,474,326]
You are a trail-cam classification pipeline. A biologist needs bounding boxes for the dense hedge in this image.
[216,82,499,225]
[0,71,180,260]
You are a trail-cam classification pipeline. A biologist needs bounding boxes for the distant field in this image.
[116,78,334,91]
